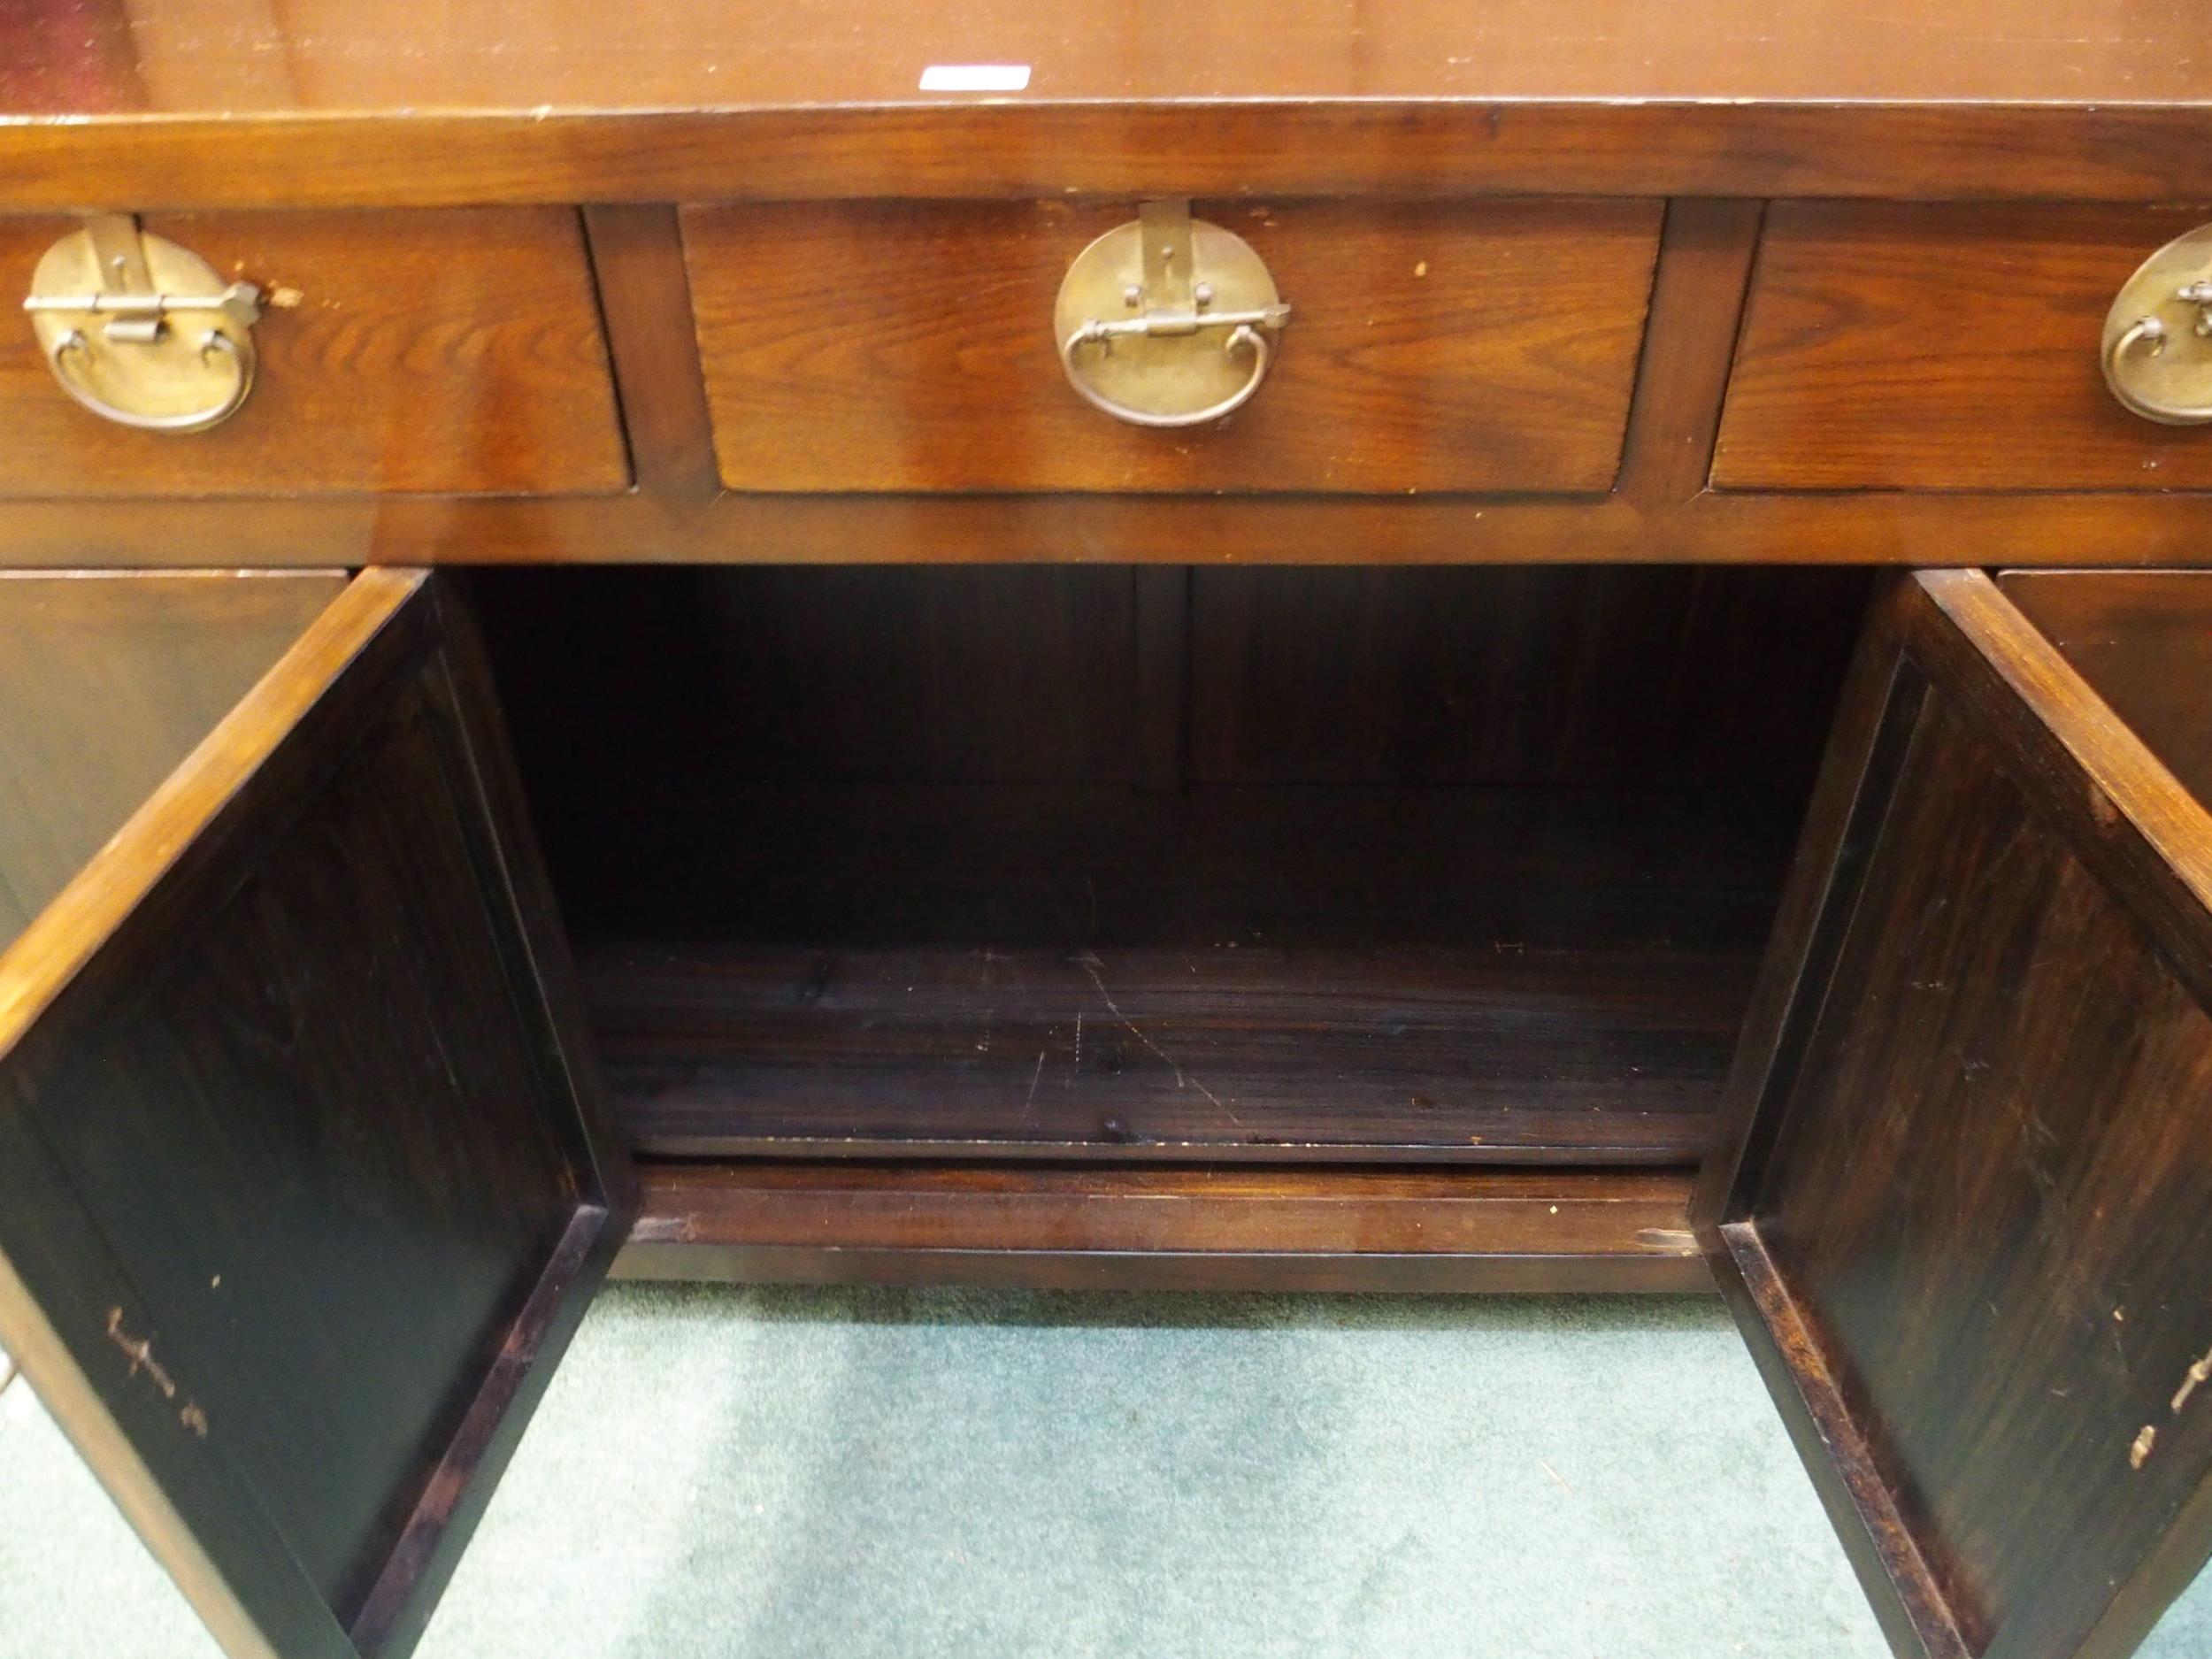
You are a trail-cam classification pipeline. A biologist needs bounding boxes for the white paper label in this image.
[918,64,1032,92]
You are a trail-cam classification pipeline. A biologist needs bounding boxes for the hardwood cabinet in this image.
[7,4,2212,1654]
[7,565,2212,1657]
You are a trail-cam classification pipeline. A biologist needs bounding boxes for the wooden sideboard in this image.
[4,4,2212,1657]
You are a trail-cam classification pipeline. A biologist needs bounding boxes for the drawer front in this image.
[684,199,1663,495]
[0,209,628,495]
[1715,203,2212,491]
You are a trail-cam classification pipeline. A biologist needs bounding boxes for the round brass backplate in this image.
[28,227,258,432]
[1054,216,1282,426]
[2101,222,2212,426]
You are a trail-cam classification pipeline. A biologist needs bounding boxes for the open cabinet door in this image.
[0,569,634,1659]
[1696,569,2212,1659]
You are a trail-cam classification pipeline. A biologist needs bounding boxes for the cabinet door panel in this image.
[0,570,631,1659]
[0,572,345,949]
[1699,570,2212,1659]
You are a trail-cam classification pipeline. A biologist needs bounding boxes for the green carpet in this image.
[3,1287,2207,1658]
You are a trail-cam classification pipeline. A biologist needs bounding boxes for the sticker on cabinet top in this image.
[918,64,1032,92]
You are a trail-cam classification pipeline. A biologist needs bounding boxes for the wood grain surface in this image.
[0,210,626,496]
[9,3,2212,205]
[1715,204,2212,491]
[18,474,2212,567]
[1701,571,2212,1659]
[588,938,1752,1164]
[1999,570,2212,809]
[685,198,1661,495]
[1186,565,1867,787]
[0,572,344,949]
[18,0,2212,112]
[472,564,1865,800]
[617,1163,1710,1294]
[0,572,631,1659]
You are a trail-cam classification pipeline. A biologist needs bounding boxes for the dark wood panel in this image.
[2000,570,2212,808]
[688,567,1140,781]
[476,565,1830,1167]
[540,775,1794,1165]
[1700,571,2212,1659]
[617,1163,1710,1294]
[0,572,345,949]
[476,565,1866,819]
[1716,204,2212,491]
[0,211,627,496]
[591,938,1749,1164]
[0,572,631,1659]
[27,680,584,1623]
[685,198,1661,494]
[475,565,1142,788]
[1188,565,1869,787]
[526,780,1798,956]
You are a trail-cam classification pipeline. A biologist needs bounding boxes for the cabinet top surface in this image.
[5,0,2206,111]
[4,0,2212,207]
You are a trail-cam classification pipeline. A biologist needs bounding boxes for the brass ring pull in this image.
[1060,319,1274,429]
[25,216,263,434]
[48,326,256,434]
[1054,200,1289,429]
[2101,224,2212,426]
[2101,314,2212,425]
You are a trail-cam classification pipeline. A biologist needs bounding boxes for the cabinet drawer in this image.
[0,210,628,496]
[683,199,1663,495]
[1715,204,2212,491]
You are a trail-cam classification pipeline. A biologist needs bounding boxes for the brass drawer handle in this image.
[1054,199,1290,429]
[24,215,262,434]
[2103,223,2212,426]
[45,325,254,434]
[1060,316,1278,429]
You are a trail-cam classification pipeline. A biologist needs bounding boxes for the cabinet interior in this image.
[474,565,1870,1171]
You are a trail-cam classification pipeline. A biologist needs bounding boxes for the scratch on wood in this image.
[2171,1345,2212,1416]
[2131,1424,2158,1470]
[107,1308,177,1400]
[106,1309,209,1437]
[1075,951,1237,1120]
[1024,1050,1047,1115]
